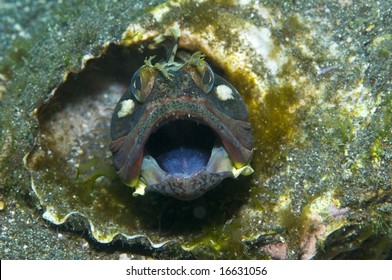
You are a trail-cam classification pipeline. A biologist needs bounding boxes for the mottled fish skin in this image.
[110,25,253,200]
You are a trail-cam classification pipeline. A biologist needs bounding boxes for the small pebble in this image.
[119,253,131,260]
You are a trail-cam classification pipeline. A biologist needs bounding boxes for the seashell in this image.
[22,0,381,259]
[24,21,258,248]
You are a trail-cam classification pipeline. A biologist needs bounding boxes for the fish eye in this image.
[187,62,215,93]
[203,68,212,84]
[133,75,141,91]
[202,64,215,93]
[130,68,141,99]
[130,66,156,103]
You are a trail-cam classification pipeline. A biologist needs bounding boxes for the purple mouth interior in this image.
[145,119,217,176]
[157,147,209,177]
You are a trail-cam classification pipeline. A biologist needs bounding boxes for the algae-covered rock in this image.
[0,0,391,259]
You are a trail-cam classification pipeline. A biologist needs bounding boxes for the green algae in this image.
[247,84,300,174]
[369,138,383,164]
[281,14,308,39]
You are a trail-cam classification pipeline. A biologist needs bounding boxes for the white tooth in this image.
[206,146,233,173]
[140,155,167,185]
[207,146,254,177]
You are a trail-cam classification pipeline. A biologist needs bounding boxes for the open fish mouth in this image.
[110,98,254,200]
[145,119,215,177]
[142,108,253,200]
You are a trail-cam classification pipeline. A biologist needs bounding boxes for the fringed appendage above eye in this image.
[183,52,215,93]
[130,58,157,102]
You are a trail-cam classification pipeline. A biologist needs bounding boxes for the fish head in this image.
[110,26,253,200]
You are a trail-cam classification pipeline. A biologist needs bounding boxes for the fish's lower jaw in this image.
[132,146,253,200]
